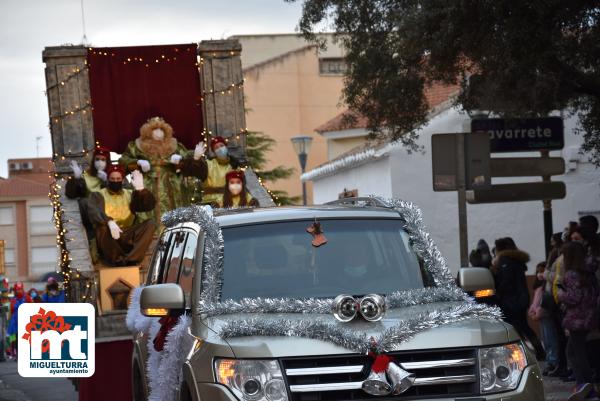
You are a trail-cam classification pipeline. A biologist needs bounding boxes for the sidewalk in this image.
[0,360,77,401]
[544,374,578,401]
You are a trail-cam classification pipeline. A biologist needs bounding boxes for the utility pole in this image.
[456,133,469,266]
[541,150,553,256]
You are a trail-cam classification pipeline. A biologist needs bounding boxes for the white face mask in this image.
[152,128,165,141]
[94,159,107,171]
[229,183,243,196]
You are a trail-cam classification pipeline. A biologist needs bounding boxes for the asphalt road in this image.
[0,360,77,401]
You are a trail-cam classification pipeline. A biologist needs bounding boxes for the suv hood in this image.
[203,301,513,358]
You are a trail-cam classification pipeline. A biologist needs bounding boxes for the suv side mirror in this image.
[140,283,185,317]
[458,267,495,298]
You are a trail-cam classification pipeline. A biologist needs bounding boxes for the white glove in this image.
[194,142,206,160]
[137,159,151,173]
[107,220,122,240]
[70,160,83,179]
[131,170,144,191]
[169,154,183,165]
[96,170,107,182]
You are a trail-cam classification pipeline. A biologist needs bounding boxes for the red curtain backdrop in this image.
[79,340,133,401]
[87,44,203,153]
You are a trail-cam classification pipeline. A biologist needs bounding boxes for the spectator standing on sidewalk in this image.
[541,233,569,376]
[493,237,546,360]
[558,240,599,401]
[530,262,561,374]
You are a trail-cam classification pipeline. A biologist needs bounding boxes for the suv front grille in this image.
[280,347,479,400]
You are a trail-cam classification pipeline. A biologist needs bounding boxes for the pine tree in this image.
[246,131,301,205]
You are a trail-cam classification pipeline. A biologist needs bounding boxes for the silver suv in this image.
[130,198,544,401]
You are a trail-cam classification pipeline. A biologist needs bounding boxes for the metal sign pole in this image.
[456,133,469,266]
[541,150,553,256]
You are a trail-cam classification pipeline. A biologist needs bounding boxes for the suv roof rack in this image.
[324,197,391,208]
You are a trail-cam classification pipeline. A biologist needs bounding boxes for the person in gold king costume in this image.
[118,117,204,223]
[87,165,156,266]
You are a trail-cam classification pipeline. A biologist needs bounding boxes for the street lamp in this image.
[291,135,313,205]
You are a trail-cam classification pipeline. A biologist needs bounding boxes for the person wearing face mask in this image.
[66,145,111,198]
[219,170,258,208]
[87,165,157,266]
[197,136,241,205]
[65,145,112,262]
[118,116,204,224]
[7,282,31,359]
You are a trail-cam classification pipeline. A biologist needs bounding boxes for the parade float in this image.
[42,40,274,401]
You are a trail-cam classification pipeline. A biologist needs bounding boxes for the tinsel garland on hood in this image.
[219,301,502,353]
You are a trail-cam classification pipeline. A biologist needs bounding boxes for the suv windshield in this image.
[220,219,433,300]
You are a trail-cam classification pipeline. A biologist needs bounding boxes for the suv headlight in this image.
[479,343,528,394]
[215,359,289,401]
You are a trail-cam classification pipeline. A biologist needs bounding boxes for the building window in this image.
[4,248,15,265]
[0,206,14,225]
[30,205,54,236]
[30,246,58,276]
[319,58,348,75]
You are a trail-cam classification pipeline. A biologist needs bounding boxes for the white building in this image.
[302,101,600,274]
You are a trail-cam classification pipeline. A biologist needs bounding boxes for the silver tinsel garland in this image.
[376,197,456,288]
[219,302,502,353]
[165,200,482,327]
[161,200,501,354]
[199,286,468,317]
[196,195,467,316]
[161,205,224,304]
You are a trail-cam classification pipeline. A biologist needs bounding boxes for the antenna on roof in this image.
[80,0,89,45]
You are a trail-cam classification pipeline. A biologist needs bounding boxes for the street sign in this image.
[432,134,458,191]
[471,117,564,152]
[490,157,565,177]
[432,133,491,191]
[466,182,566,204]
[464,132,491,189]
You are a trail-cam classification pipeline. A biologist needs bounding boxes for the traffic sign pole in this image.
[456,134,469,267]
[541,150,553,256]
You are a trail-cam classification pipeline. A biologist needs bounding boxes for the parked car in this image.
[131,198,544,401]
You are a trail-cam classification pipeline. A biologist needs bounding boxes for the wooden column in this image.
[43,46,95,173]
[198,40,247,162]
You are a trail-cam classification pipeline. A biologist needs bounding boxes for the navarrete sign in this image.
[471,117,564,153]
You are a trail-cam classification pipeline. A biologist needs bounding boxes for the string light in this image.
[201,79,244,96]
[253,170,281,206]
[49,102,92,121]
[87,46,198,68]
[45,66,88,92]
[49,172,96,303]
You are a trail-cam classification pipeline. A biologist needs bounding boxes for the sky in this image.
[0,0,304,177]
